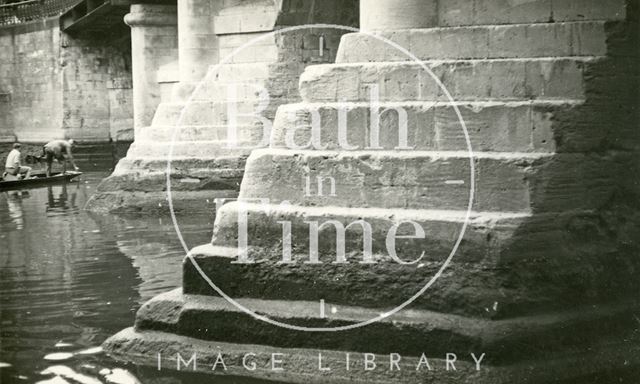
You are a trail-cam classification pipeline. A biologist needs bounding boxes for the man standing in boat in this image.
[43,139,79,177]
[4,142,32,180]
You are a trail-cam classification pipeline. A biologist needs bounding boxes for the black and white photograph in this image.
[0,0,639,383]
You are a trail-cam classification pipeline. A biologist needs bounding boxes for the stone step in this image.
[272,100,583,153]
[337,21,608,62]
[171,62,303,101]
[112,156,248,175]
[85,190,232,214]
[299,58,597,103]
[208,62,302,82]
[217,27,344,65]
[151,101,277,127]
[208,202,524,257]
[126,141,257,159]
[170,82,199,102]
[238,149,625,213]
[437,0,627,27]
[137,124,268,143]
[128,289,638,365]
[172,78,299,105]
[190,81,270,102]
[109,154,248,184]
[104,324,640,384]
[187,203,637,317]
[100,156,247,194]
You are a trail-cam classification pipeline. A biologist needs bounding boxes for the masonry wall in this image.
[0,19,63,143]
[61,33,134,142]
[0,17,133,144]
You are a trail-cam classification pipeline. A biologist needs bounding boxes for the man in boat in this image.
[4,142,32,180]
[43,139,79,177]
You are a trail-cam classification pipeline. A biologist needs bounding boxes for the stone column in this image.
[124,4,178,134]
[360,0,437,30]
[178,0,221,83]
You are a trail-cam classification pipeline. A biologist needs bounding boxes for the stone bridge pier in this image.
[87,0,357,213]
[104,0,640,382]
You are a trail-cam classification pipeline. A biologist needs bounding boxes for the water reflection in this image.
[4,191,28,230]
[45,184,73,214]
[0,172,218,383]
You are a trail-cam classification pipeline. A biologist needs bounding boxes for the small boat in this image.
[0,171,82,191]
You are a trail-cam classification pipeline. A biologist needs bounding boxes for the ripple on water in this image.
[1,171,215,383]
[41,365,103,384]
[43,353,74,362]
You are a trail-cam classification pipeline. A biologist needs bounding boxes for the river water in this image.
[0,171,271,384]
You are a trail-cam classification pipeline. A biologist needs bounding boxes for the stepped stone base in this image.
[103,289,640,384]
[183,200,640,318]
[85,190,225,214]
[102,2,640,382]
[87,26,344,213]
[85,156,246,213]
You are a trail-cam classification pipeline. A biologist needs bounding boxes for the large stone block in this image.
[125,140,255,158]
[182,200,639,318]
[299,58,592,103]
[104,323,640,384]
[336,22,608,62]
[271,100,580,153]
[213,1,279,35]
[438,0,627,26]
[150,100,276,127]
[237,149,628,212]
[137,124,266,143]
[360,0,438,31]
[125,289,639,365]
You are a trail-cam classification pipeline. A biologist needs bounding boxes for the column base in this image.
[103,289,640,384]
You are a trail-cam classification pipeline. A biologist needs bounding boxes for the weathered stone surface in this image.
[150,100,276,127]
[360,0,438,31]
[272,100,574,153]
[129,289,639,363]
[89,5,354,213]
[337,22,609,62]
[438,0,627,27]
[104,1,640,382]
[184,203,640,317]
[86,155,247,212]
[0,18,133,143]
[299,58,592,102]
[126,141,256,158]
[237,149,631,212]
[137,124,266,143]
[103,292,640,383]
[178,0,220,82]
[125,4,178,133]
[213,0,280,35]
[105,328,484,384]
[85,190,220,214]
[110,156,248,176]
